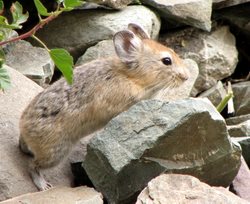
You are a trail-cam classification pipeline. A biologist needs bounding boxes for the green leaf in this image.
[34,0,51,16]
[0,16,19,29]
[10,2,29,29]
[0,63,11,91]
[49,49,73,84]
[64,0,83,9]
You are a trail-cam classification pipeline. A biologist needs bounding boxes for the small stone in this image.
[141,0,212,31]
[232,81,250,116]
[136,174,249,204]
[4,40,54,87]
[226,114,250,125]
[227,120,250,137]
[232,137,250,167]
[199,81,227,107]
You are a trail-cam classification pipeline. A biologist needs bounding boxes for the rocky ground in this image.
[0,0,250,203]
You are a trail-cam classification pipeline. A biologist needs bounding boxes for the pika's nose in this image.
[178,67,189,81]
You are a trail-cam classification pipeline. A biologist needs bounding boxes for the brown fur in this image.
[19,23,189,190]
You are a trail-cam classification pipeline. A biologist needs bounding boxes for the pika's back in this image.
[20,23,189,144]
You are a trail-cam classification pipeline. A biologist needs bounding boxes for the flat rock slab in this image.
[0,66,74,201]
[0,186,103,204]
[136,174,249,204]
[83,98,241,204]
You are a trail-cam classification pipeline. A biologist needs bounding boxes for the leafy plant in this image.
[0,0,84,90]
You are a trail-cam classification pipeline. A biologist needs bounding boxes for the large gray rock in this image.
[228,120,250,137]
[136,174,249,204]
[141,0,212,31]
[213,0,250,9]
[83,98,241,204]
[199,81,227,107]
[160,26,238,95]
[0,65,72,201]
[4,40,54,87]
[232,81,250,116]
[0,186,103,204]
[36,6,160,58]
[84,0,133,9]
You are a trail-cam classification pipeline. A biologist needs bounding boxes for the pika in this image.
[19,23,189,191]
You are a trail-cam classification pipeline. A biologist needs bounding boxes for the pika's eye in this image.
[162,57,172,66]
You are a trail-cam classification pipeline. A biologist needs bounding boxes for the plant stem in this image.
[216,92,234,113]
[31,34,50,51]
[0,12,60,47]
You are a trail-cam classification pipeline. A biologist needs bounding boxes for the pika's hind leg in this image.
[29,161,52,191]
[19,136,33,156]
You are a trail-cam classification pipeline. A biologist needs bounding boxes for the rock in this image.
[154,59,199,101]
[232,81,250,116]
[83,98,241,204]
[226,114,250,125]
[199,81,227,107]
[141,0,212,31]
[213,0,250,9]
[4,40,54,87]
[76,40,115,66]
[84,0,133,9]
[0,65,71,201]
[0,186,103,204]
[232,137,250,167]
[230,156,250,202]
[36,6,160,59]
[160,26,238,95]
[227,120,250,137]
[136,174,249,204]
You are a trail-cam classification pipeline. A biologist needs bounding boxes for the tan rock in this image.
[136,174,249,204]
[0,186,103,204]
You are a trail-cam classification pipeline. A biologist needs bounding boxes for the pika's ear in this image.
[113,30,142,64]
[128,23,150,39]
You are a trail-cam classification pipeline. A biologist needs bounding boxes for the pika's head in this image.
[113,23,189,90]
